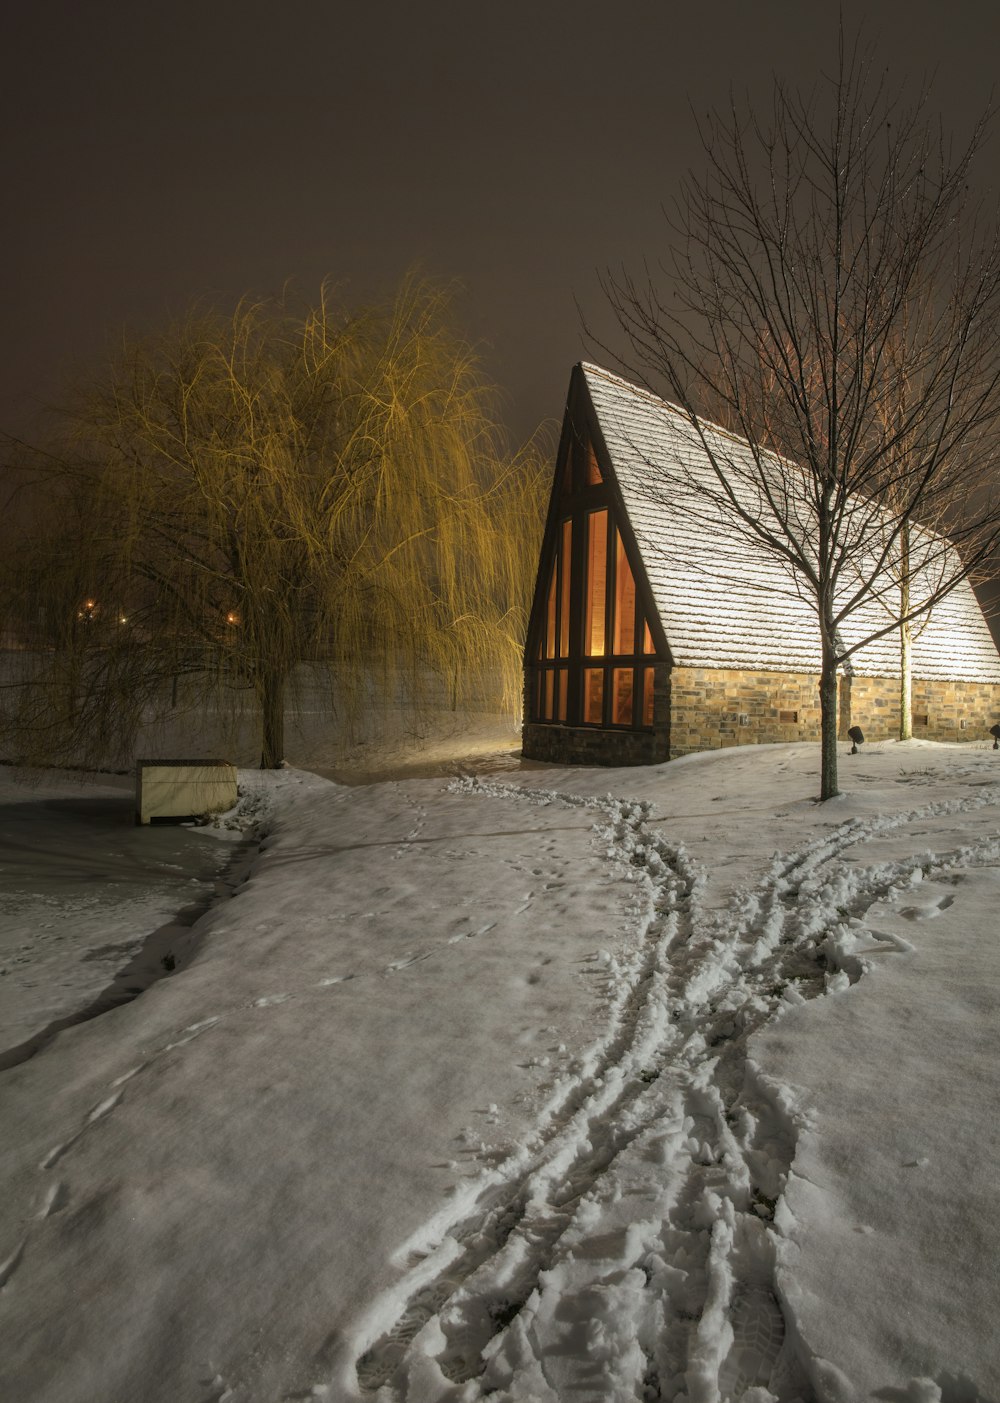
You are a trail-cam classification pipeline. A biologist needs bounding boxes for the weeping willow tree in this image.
[0,278,549,768]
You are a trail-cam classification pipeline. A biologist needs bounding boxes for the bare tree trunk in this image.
[820,628,840,800]
[899,524,912,740]
[259,670,286,769]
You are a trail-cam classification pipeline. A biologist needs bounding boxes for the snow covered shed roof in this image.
[579,362,1000,683]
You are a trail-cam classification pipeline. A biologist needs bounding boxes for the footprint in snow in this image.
[40,1090,124,1170]
[387,951,433,972]
[899,892,956,919]
[38,1181,70,1218]
[0,1238,26,1289]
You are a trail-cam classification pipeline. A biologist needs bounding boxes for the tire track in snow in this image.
[348,778,1000,1402]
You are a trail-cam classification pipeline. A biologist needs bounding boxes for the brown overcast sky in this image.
[3,1,1000,446]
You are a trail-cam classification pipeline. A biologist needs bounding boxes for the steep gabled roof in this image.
[581,362,1000,683]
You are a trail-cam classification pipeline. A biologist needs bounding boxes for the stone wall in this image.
[521,722,667,766]
[669,667,824,756]
[670,666,1000,755]
[522,662,1000,765]
[847,675,1000,742]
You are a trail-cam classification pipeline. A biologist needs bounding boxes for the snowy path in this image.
[347,773,1000,1403]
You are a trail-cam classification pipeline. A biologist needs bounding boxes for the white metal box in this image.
[136,759,238,825]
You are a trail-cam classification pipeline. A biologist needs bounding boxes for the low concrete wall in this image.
[136,760,238,825]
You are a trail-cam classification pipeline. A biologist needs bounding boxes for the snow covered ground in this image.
[0,740,998,1403]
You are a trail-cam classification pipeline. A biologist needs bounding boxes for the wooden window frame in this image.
[529,423,660,732]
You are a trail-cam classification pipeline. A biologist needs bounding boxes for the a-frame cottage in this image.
[522,363,1000,766]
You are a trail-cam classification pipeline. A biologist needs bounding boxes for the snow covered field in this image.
[1,740,998,1403]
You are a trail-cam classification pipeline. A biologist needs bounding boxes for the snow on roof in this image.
[581,362,1000,683]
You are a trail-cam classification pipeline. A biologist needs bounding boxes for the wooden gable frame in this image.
[524,365,671,733]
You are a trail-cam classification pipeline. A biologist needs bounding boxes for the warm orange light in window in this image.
[612,668,634,725]
[585,510,607,656]
[545,559,557,659]
[586,444,602,484]
[643,621,654,654]
[559,520,571,657]
[613,531,636,654]
[643,668,654,725]
[557,669,568,721]
[583,668,604,723]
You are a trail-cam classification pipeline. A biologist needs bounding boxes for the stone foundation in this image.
[522,662,671,766]
[523,663,1000,764]
[521,722,668,766]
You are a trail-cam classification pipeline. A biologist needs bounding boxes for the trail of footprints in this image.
[354,778,1000,1402]
[5,776,998,1395]
[0,1016,222,1297]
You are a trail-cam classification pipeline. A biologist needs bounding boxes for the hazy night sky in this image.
[4,1,1000,446]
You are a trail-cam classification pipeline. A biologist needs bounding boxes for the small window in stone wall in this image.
[913,713,929,728]
[778,709,799,723]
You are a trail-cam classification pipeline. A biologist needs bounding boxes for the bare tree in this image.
[0,277,548,768]
[600,36,1000,798]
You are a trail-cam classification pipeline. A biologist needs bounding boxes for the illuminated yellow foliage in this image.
[0,277,549,767]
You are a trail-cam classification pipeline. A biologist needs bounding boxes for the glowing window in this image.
[545,559,557,659]
[643,621,654,654]
[557,669,568,721]
[586,444,603,484]
[583,668,604,724]
[612,668,634,725]
[544,669,554,719]
[585,510,608,656]
[559,520,571,657]
[643,668,654,726]
[613,531,636,654]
